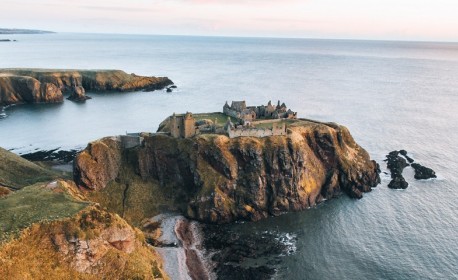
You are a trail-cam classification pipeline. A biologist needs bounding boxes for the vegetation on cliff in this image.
[0,147,58,189]
[0,148,169,279]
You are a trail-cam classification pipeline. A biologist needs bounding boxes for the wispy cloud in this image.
[79,5,155,13]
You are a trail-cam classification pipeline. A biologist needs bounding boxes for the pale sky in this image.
[1,0,457,41]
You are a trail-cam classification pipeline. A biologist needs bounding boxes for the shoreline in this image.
[148,214,214,280]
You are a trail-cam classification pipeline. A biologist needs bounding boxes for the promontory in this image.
[74,101,381,224]
[0,69,174,105]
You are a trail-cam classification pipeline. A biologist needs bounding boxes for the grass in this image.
[252,119,297,129]
[192,112,238,126]
[0,183,89,242]
[0,147,58,189]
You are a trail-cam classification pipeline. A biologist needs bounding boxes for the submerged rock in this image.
[411,163,437,180]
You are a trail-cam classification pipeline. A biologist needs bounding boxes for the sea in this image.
[1,33,457,279]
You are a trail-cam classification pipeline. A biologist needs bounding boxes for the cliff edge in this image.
[0,69,174,105]
[74,119,380,224]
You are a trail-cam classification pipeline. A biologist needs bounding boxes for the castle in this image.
[223,100,297,123]
[169,100,297,139]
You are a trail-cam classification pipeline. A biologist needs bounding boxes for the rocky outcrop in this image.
[0,74,63,105]
[385,150,409,189]
[0,69,174,105]
[74,119,380,224]
[385,150,437,188]
[411,163,436,180]
[73,137,122,191]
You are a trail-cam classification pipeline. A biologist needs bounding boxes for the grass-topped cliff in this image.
[0,147,168,279]
[0,69,174,105]
[74,118,380,224]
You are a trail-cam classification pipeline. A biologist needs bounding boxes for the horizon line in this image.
[3,28,458,44]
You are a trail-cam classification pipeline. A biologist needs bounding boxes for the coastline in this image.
[148,214,214,280]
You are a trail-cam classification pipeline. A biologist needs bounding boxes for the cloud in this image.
[79,5,154,13]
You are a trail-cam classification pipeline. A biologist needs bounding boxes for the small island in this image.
[0,69,174,105]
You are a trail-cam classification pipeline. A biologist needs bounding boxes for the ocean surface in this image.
[1,33,457,279]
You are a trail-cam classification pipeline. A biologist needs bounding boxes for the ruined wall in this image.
[184,117,196,138]
[228,123,287,138]
[120,135,142,149]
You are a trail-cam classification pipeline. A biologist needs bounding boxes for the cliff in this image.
[0,180,168,279]
[74,119,380,224]
[0,74,63,105]
[0,69,174,105]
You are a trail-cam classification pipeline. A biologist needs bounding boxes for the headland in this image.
[0,69,174,105]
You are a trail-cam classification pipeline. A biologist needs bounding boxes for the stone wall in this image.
[120,135,143,149]
[227,122,287,138]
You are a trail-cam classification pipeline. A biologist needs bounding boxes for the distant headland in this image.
[0,69,174,106]
[0,28,54,34]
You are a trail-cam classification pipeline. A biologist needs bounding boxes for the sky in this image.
[1,0,457,41]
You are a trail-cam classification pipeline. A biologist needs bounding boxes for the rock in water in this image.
[386,151,409,176]
[386,150,409,189]
[411,163,437,180]
[399,149,415,163]
[67,85,91,101]
[388,175,409,189]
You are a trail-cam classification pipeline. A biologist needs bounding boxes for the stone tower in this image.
[169,112,196,138]
[183,112,196,138]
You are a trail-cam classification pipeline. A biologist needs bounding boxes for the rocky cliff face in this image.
[74,120,380,224]
[0,74,63,105]
[0,69,174,105]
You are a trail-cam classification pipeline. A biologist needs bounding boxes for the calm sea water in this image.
[1,33,457,279]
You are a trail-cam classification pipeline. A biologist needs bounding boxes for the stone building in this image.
[223,100,296,123]
[223,101,257,122]
[170,112,197,138]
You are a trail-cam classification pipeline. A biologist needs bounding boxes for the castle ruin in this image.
[170,112,197,138]
[223,100,297,123]
[169,100,297,139]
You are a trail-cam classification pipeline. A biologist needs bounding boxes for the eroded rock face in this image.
[0,206,168,279]
[0,74,63,105]
[51,208,137,273]
[73,137,122,191]
[74,120,380,224]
